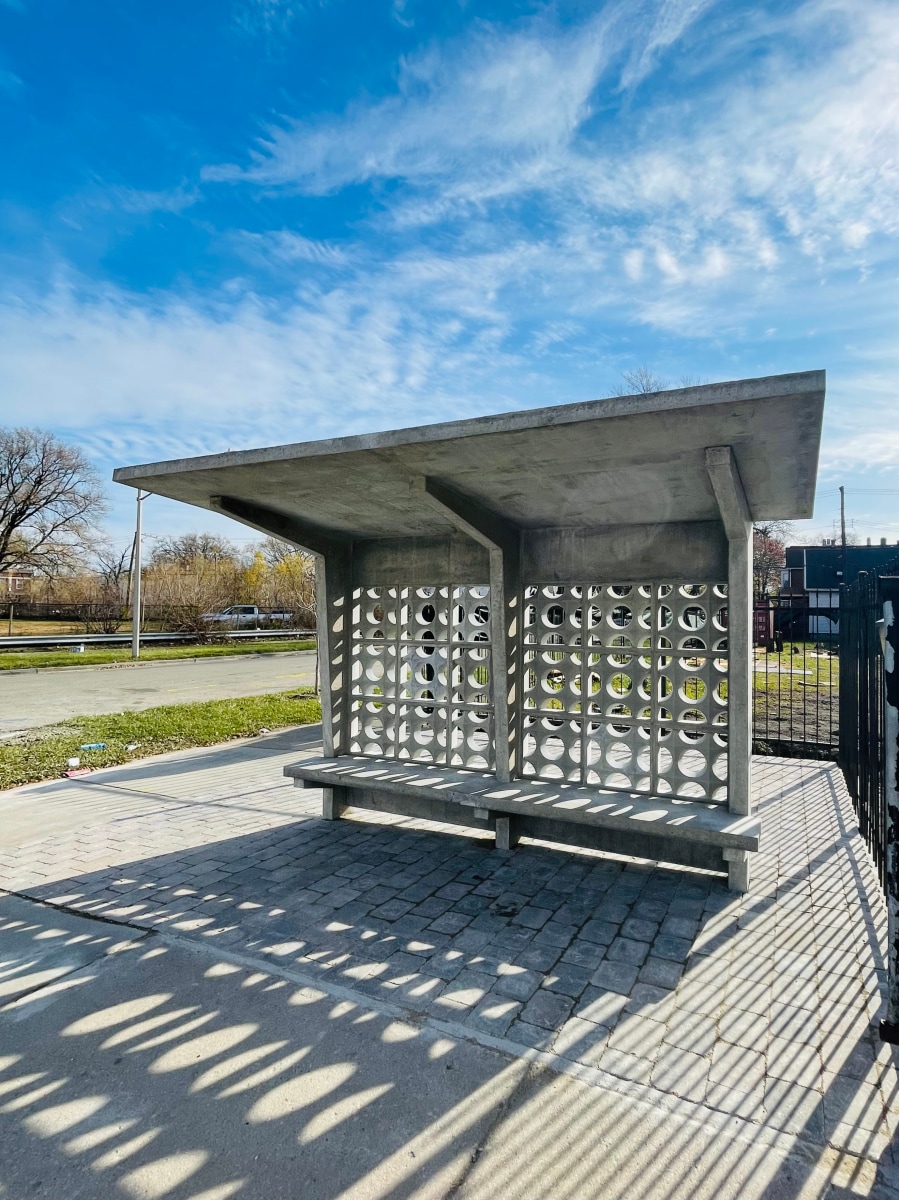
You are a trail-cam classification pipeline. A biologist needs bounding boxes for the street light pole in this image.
[131,491,147,660]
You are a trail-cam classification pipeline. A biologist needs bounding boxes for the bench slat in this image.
[285,755,760,852]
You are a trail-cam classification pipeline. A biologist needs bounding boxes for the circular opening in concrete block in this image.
[678,748,707,777]
[680,606,707,630]
[680,676,706,702]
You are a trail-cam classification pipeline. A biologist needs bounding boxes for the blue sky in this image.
[0,0,896,553]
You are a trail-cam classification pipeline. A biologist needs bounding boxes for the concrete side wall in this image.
[523,521,727,582]
[351,522,727,586]
[352,535,489,586]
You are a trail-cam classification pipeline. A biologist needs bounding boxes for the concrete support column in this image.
[705,447,753,822]
[723,847,750,893]
[322,786,349,821]
[316,547,353,758]
[494,815,521,851]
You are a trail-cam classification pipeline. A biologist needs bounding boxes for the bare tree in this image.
[150,532,239,568]
[754,520,793,597]
[0,427,107,575]
[259,535,300,567]
[606,367,670,397]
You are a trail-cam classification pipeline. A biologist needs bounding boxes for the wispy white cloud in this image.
[206,0,897,293]
[235,229,350,268]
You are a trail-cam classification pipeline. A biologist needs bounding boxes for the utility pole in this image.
[839,485,847,583]
[131,491,147,660]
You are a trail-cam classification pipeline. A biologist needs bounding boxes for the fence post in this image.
[879,576,899,1043]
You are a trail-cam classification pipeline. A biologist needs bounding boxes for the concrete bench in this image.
[285,755,760,890]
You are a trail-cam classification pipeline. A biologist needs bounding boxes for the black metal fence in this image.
[838,568,897,891]
[752,593,839,758]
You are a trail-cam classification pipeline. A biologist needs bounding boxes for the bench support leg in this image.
[723,848,751,893]
[322,786,348,821]
[495,816,520,852]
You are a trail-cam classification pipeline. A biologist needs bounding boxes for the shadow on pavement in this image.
[3,770,896,1198]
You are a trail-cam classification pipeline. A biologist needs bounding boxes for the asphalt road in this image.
[0,650,317,733]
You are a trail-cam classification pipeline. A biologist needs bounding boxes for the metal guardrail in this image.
[0,629,317,650]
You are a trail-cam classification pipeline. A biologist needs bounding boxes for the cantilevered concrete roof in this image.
[113,371,824,541]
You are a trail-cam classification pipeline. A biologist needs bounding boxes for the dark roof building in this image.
[783,542,898,593]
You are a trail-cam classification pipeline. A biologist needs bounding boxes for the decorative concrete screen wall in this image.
[349,583,494,770]
[520,581,729,801]
[113,371,825,892]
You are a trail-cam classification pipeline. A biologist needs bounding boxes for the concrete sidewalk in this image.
[0,650,317,732]
[0,731,896,1198]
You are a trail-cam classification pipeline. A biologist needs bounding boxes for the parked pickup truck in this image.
[199,605,294,629]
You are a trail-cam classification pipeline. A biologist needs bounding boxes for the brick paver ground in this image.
[1,729,896,1187]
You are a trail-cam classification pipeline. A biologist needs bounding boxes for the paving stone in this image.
[512,905,553,930]
[533,922,577,950]
[606,936,650,967]
[428,911,472,935]
[506,1020,554,1050]
[621,917,660,942]
[660,915,700,939]
[651,1046,710,1102]
[630,899,669,922]
[464,995,523,1036]
[652,934,693,962]
[594,901,631,924]
[435,969,495,1010]
[600,1047,653,1084]
[664,1010,717,1057]
[513,942,561,973]
[638,955,684,990]
[574,985,628,1029]
[608,1012,667,1059]
[452,895,491,916]
[489,925,535,952]
[552,1016,612,1066]
[492,967,542,1002]
[590,960,639,995]
[718,1007,769,1051]
[541,963,591,999]
[709,1040,766,1088]
[822,1075,887,1135]
[520,988,576,1030]
[560,940,606,971]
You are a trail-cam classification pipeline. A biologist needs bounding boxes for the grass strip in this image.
[0,690,321,791]
[0,639,316,671]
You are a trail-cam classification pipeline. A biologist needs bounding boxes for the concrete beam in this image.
[209,495,350,559]
[705,447,752,818]
[411,477,519,558]
[705,447,752,537]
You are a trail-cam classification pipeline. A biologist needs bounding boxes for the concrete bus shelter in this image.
[114,370,825,892]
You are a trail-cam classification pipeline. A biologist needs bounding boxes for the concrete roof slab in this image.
[113,371,824,540]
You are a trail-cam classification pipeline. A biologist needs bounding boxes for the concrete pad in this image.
[0,893,148,1006]
[0,904,525,1200]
